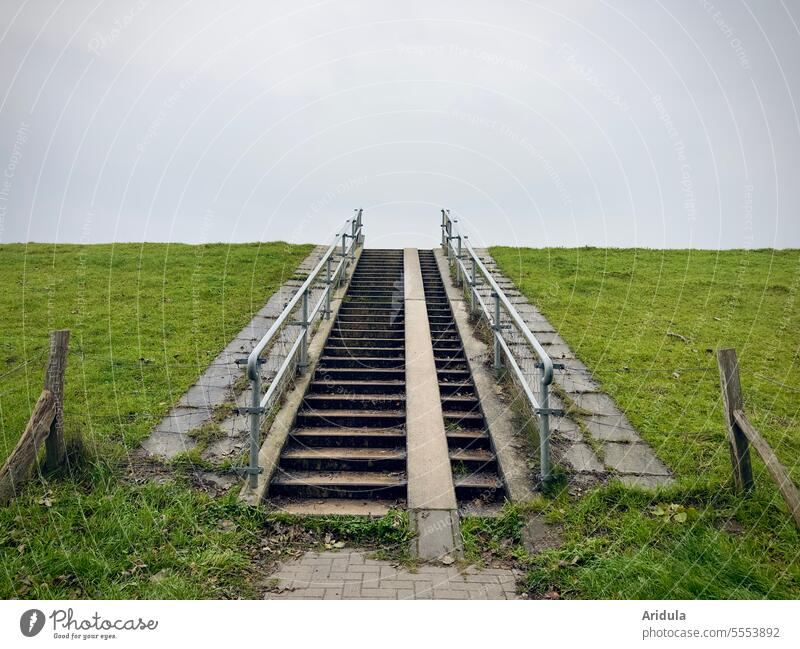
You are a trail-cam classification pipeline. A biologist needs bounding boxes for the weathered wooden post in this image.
[44,329,70,471]
[0,390,56,505]
[717,348,753,491]
[717,348,800,530]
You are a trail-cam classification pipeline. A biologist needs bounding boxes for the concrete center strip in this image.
[403,248,462,559]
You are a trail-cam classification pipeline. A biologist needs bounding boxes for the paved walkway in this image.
[263,550,519,599]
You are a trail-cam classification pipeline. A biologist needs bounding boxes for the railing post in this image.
[299,289,309,373]
[717,348,754,491]
[492,291,503,374]
[470,257,477,315]
[446,219,453,262]
[441,210,447,248]
[539,372,551,483]
[325,256,332,319]
[349,218,357,263]
[248,372,260,489]
[455,235,463,286]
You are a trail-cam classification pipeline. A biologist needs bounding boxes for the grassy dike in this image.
[0,242,326,598]
[485,247,800,598]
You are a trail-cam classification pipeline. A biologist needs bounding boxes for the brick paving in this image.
[263,550,519,599]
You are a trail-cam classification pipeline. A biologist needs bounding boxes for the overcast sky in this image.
[1,0,798,249]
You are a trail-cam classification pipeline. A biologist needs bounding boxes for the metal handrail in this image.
[440,209,555,482]
[243,210,363,487]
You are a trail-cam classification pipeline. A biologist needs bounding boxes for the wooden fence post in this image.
[0,390,56,505]
[44,329,70,471]
[717,348,753,492]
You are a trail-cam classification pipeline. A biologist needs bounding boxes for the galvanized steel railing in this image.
[440,209,556,482]
[242,210,363,487]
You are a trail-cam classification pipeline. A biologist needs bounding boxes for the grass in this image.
[489,247,800,598]
[0,462,411,598]
[0,241,315,598]
[0,242,313,465]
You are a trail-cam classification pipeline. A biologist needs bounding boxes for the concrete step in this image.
[437,380,476,396]
[454,473,504,500]
[433,347,466,359]
[324,345,404,358]
[327,337,404,348]
[314,367,405,381]
[319,356,405,369]
[281,447,407,471]
[267,497,400,516]
[441,395,480,412]
[309,379,405,395]
[446,430,492,450]
[271,470,407,499]
[296,408,406,428]
[303,394,405,410]
[449,448,497,469]
[331,327,404,338]
[290,427,406,447]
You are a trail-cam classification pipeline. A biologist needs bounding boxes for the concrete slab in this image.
[404,249,461,560]
[617,474,673,489]
[140,430,197,458]
[551,416,583,443]
[571,392,623,416]
[153,407,212,435]
[404,249,458,512]
[560,442,604,473]
[580,413,641,442]
[410,509,464,561]
[602,442,671,476]
[179,383,233,408]
[556,368,601,394]
[522,516,563,554]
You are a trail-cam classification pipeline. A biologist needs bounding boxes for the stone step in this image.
[309,379,405,395]
[280,447,407,471]
[271,470,407,499]
[290,427,406,448]
[318,356,405,369]
[453,472,505,500]
[296,408,406,428]
[326,337,404,348]
[446,429,492,450]
[314,367,405,381]
[449,448,497,469]
[303,394,405,411]
[324,345,405,358]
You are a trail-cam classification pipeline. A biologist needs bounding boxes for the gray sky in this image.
[1,0,798,249]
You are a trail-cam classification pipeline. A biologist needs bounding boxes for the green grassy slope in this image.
[490,247,800,598]
[0,242,316,598]
[0,242,313,464]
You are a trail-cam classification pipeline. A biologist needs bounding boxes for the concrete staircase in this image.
[418,250,506,504]
[269,250,408,509]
